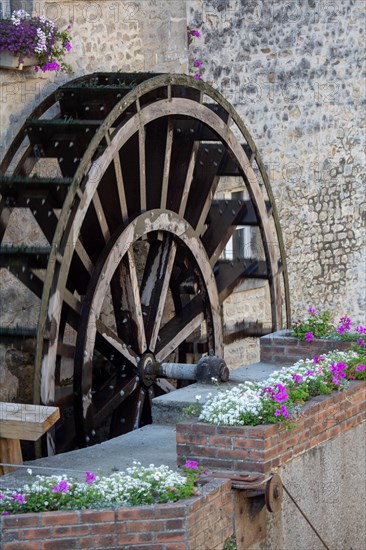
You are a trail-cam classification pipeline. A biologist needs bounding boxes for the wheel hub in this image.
[138,352,159,387]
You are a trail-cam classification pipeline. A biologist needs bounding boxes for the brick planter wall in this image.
[0,479,234,550]
[260,330,353,364]
[176,382,366,473]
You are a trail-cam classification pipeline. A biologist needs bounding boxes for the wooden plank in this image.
[0,402,60,441]
[0,438,23,475]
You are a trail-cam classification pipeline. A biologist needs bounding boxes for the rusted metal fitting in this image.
[195,350,229,383]
[209,472,283,514]
[142,350,229,385]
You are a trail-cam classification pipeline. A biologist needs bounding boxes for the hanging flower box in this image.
[0,50,38,70]
[0,10,72,73]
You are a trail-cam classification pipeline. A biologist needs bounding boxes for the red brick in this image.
[233,437,265,450]
[208,435,233,447]
[116,532,153,544]
[116,507,156,520]
[22,527,52,539]
[191,423,217,434]
[155,530,185,542]
[78,534,117,548]
[41,511,79,526]
[127,519,166,532]
[79,509,115,523]
[153,504,186,518]
[2,529,22,543]
[3,543,40,550]
[2,513,40,528]
[165,544,186,550]
[165,518,185,530]
[90,522,127,535]
[176,433,208,445]
[53,524,90,537]
[43,538,79,549]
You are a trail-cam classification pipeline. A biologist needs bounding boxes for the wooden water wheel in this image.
[0,73,290,454]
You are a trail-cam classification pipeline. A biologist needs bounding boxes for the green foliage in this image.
[223,535,237,550]
[293,310,333,340]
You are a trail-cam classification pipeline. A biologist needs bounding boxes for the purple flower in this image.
[312,355,325,364]
[292,373,303,383]
[85,471,96,484]
[52,480,70,493]
[41,61,60,72]
[194,73,202,79]
[0,493,4,500]
[184,460,199,470]
[64,41,72,51]
[329,362,348,385]
[355,325,366,334]
[338,316,352,334]
[274,405,291,419]
[305,332,314,342]
[273,383,289,402]
[11,493,26,505]
[190,29,201,38]
[263,384,288,403]
[355,364,366,372]
[1,511,9,515]
[357,338,364,348]
[194,59,202,68]
[307,307,317,315]
[304,369,315,377]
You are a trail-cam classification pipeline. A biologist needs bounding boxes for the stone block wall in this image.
[187,0,366,323]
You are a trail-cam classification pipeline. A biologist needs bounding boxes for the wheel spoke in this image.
[120,249,147,354]
[140,235,177,351]
[161,118,173,209]
[155,294,205,362]
[95,319,138,366]
[91,374,140,429]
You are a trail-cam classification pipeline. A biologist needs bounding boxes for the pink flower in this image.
[194,73,202,79]
[312,355,325,364]
[85,471,96,484]
[305,332,314,342]
[291,374,303,383]
[184,460,199,470]
[357,338,364,348]
[52,480,70,493]
[307,307,317,315]
[194,59,202,68]
[11,493,26,505]
[355,365,366,372]
[64,41,72,51]
[274,405,290,419]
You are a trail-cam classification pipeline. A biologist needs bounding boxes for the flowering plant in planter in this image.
[293,307,366,344]
[0,10,72,72]
[0,461,202,515]
[198,348,366,426]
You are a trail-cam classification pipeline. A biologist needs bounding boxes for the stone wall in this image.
[187,0,366,324]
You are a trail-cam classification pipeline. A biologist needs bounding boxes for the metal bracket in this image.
[208,472,283,514]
